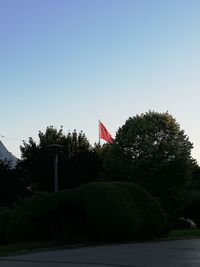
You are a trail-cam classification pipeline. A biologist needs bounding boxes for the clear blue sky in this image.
[1,0,200,162]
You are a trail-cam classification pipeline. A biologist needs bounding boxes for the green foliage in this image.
[7,189,86,243]
[103,111,194,215]
[47,188,87,242]
[81,182,166,240]
[7,192,51,242]
[0,207,15,244]
[7,182,166,243]
[92,143,113,179]
[81,182,142,240]
[168,229,200,238]
[18,126,99,192]
[191,163,200,190]
[0,161,24,208]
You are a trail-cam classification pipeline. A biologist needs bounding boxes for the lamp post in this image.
[46,144,63,192]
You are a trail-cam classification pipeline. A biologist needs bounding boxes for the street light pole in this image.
[46,144,63,193]
[54,153,59,192]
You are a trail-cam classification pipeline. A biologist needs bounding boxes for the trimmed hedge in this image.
[7,189,86,243]
[7,192,52,242]
[81,182,166,240]
[7,182,167,243]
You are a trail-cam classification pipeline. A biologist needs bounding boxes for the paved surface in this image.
[1,239,200,266]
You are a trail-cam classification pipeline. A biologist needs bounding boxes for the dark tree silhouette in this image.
[103,111,194,215]
[0,160,23,207]
[18,126,99,192]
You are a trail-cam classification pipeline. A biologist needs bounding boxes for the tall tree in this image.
[0,160,24,207]
[18,126,99,192]
[103,111,194,215]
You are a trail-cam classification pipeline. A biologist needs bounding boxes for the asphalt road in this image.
[1,239,200,267]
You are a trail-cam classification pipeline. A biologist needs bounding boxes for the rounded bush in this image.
[81,182,166,240]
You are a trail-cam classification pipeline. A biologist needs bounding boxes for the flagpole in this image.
[98,119,100,146]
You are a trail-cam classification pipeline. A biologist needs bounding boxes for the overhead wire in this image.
[0,134,24,142]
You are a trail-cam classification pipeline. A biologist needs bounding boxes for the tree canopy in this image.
[0,160,23,207]
[18,126,99,192]
[103,111,194,214]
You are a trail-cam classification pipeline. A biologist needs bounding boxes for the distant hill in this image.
[0,141,18,168]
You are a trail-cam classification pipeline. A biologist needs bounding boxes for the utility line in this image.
[0,134,24,142]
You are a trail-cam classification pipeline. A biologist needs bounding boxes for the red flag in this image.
[99,121,113,143]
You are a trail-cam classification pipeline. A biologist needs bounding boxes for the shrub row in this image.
[1,182,167,243]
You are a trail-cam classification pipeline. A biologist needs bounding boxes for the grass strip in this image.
[168,229,200,238]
